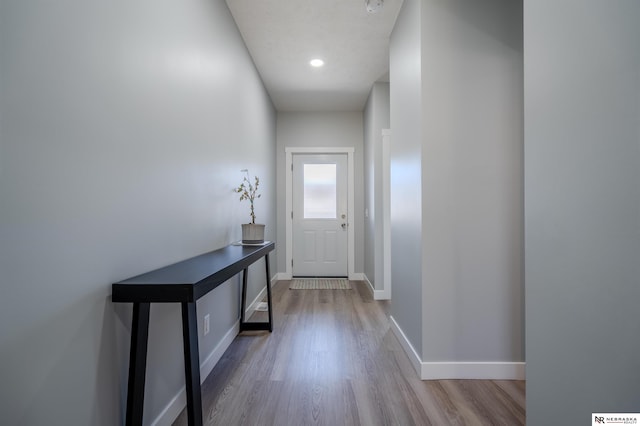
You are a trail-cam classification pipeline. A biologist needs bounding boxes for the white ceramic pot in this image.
[241,223,265,244]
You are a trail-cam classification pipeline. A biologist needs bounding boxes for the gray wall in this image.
[389,0,424,354]
[0,1,276,424]
[419,0,524,362]
[390,0,524,363]
[363,82,390,290]
[275,111,364,275]
[525,1,640,423]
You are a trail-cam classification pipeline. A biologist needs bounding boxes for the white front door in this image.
[292,154,348,277]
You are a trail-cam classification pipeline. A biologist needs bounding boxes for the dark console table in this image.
[112,241,275,426]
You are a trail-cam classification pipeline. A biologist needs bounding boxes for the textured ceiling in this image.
[226,0,403,112]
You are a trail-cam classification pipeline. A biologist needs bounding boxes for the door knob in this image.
[341,223,347,229]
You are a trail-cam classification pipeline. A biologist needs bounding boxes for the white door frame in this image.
[380,129,391,299]
[285,147,355,280]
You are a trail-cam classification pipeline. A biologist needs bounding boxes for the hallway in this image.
[173,281,525,425]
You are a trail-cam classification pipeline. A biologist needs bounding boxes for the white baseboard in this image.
[150,320,240,426]
[275,272,291,281]
[389,316,525,380]
[420,361,525,380]
[245,282,267,317]
[151,276,279,425]
[375,288,391,300]
[349,272,365,281]
[277,272,363,282]
[363,274,391,300]
[364,274,375,294]
[389,315,423,377]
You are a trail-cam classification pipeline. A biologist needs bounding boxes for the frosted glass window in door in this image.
[303,164,337,219]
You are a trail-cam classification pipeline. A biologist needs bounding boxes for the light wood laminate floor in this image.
[173,281,525,425]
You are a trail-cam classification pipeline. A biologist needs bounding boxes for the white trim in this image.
[151,321,240,426]
[373,130,392,300]
[390,315,423,377]
[198,324,240,384]
[390,315,526,381]
[375,288,391,300]
[275,271,292,281]
[363,274,375,293]
[285,147,355,279]
[420,362,525,380]
[245,274,282,316]
[381,129,391,300]
[152,276,281,426]
[245,284,267,317]
[363,274,390,300]
[349,272,365,281]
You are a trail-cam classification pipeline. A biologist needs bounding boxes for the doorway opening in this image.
[285,147,355,279]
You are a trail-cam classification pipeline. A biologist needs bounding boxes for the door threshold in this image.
[293,276,349,279]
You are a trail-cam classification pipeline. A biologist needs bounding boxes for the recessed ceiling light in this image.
[310,59,324,67]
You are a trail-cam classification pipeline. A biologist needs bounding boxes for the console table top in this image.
[112,241,275,303]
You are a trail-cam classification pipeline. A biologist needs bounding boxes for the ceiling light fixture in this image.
[310,59,324,67]
[365,0,383,13]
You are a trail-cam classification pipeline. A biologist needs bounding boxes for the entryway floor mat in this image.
[289,278,351,290]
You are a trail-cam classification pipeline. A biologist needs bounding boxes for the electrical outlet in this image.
[203,314,210,336]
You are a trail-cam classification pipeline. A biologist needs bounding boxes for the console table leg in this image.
[239,258,273,333]
[240,267,248,327]
[265,253,273,332]
[126,302,150,426]
[181,302,203,426]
